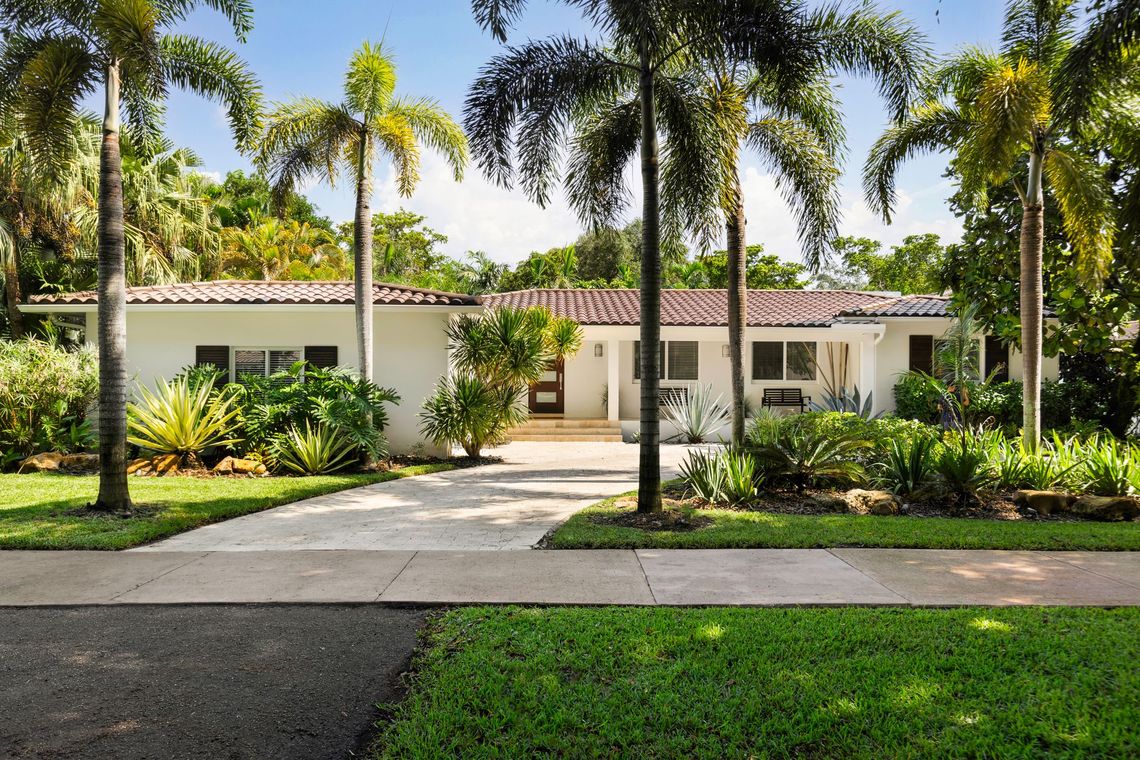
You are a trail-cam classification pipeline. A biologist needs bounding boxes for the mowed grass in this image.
[548,494,1140,551]
[0,464,453,550]
[373,606,1140,758]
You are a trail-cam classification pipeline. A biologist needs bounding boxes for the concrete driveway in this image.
[134,441,692,552]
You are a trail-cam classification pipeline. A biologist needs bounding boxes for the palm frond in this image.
[257,99,359,206]
[345,40,397,118]
[470,0,530,42]
[1001,0,1077,70]
[1043,145,1117,283]
[863,101,965,222]
[154,0,255,41]
[959,60,1050,188]
[385,95,469,181]
[14,34,96,178]
[746,117,841,272]
[564,98,639,229]
[1056,0,1140,125]
[159,34,262,149]
[372,113,420,197]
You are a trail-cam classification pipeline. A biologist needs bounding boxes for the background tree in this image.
[258,42,467,383]
[203,169,331,231]
[221,214,344,280]
[814,233,945,293]
[0,0,262,510]
[865,0,1136,447]
[675,245,809,290]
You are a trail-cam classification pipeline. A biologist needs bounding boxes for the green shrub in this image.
[1076,437,1137,497]
[790,412,939,467]
[970,381,1022,427]
[679,448,727,503]
[270,421,358,475]
[1042,379,1111,431]
[0,338,98,465]
[226,364,399,464]
[893,373,940,423]
[128,376,242,462]
[723,450,760,504]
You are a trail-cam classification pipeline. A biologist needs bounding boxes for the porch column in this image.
[858,333,877,414]
[607,339,620,421]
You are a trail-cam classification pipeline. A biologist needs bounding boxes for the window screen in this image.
[752,342,783,380]
[269,349,302,375]
[909,335,934,374]
[786,342,817,381]
[666,342,699,380]
[234,349,267,380]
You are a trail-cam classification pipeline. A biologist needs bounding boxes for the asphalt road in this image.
[0,605,426,759]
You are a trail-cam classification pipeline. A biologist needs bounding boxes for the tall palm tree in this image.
[572,8,927,448]
[257,42,468,383]
[0,0,261,510]
[468,0,866,513]
[865,0,1134,448]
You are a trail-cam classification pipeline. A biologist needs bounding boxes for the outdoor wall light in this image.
[722,344,730,357]
[595,343,604,357]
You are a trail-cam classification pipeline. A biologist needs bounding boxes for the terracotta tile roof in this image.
[482,289,898,327]
[28,280,480,307]
[839,294,952,318]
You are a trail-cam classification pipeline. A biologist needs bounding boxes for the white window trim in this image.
[231,346,305,382]
[750,340,819,384]
[633,340,699,383]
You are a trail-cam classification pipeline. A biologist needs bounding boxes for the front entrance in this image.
[528,358,565,414]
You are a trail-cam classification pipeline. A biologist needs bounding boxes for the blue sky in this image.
[164,0,1008,265]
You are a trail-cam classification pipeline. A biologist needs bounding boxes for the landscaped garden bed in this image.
[369,606,1140,758]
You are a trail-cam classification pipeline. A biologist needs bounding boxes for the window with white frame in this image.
[751,341,817,381]
[633,341,699,381]
[232,347,303,382]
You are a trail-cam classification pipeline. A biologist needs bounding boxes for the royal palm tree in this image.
[571,9,926,448]
[0,0,261,510]
[257,42,468,383]
[865,0,1135,448]
[468,0,927,510]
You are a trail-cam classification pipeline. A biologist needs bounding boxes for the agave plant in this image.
[875,437,937,496]
[810,386,880,420]
[270,421,358,475]
[128,377,241,464]
[664,384,731,444]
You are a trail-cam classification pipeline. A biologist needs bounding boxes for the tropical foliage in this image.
[270,421,359,476]
[663,383,731,444]
[127,376,242,464]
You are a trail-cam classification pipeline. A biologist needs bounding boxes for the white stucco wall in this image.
[81,305,459,455]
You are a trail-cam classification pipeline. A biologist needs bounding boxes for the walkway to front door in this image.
[133,442,692,552]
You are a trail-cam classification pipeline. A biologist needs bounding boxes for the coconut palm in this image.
[864,0,1137,449]
[0,0,262,510]
[257,42,468,384]
[467,0,872,512]
[571,9,927,448]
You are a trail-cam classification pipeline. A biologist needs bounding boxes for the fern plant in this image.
[271,422,358,475]
[128,377,241,464]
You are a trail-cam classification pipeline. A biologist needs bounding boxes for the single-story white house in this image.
[24,281,1060,450]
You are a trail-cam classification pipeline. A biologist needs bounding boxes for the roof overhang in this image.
[19,302,485,314]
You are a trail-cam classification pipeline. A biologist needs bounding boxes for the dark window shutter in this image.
[909,335,933,374]
[304,345,338,370]
[985,335,1009,382]
[195,346,230,381]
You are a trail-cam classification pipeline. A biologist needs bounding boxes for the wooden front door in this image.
[528,358,565,414]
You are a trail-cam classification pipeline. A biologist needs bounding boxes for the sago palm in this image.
[467,0,881,512]
[0,0,262,510]
[864,0,1137,449]
[257,42,468,383]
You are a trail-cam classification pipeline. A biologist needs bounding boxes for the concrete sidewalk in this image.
[1,549,1138,607]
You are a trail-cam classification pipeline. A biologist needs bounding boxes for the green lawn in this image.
[548,493,1140,550]
[0,464,453,550]
[373,606,1140,758]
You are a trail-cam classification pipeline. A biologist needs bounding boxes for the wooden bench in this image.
[761,387,811,413]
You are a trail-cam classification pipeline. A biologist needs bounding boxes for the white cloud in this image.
[372,152,584,263]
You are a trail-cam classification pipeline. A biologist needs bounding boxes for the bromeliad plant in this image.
[128,377,242,467]
[270,421,358,476]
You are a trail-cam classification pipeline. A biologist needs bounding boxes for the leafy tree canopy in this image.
[814,234,945,293]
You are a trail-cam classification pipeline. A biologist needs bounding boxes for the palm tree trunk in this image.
[726,168,747,449]
[354,131,374,383]
[1019,149,1045,450]
[4,244,24,339]
[93,60,131,512]
[637,37,662,514]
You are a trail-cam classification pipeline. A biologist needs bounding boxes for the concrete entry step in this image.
[515,417,618,428]
[509,434,624,442]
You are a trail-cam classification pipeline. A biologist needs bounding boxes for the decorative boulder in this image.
[846,489,901,516]
[1013,490,1076,516]
[152,454,181,475]
[1069,495,1140,522]
[212,456,235,475]
[128,458,153,475]
[230,458,262,475]
[17,452,64,473]
[58,453,99,474]
[808,493,849,513]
